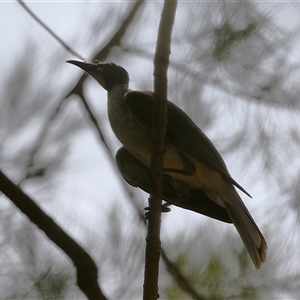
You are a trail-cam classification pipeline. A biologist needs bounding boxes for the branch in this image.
[143,1,177,299]
[0,169,107,300]
[17,0,84,60]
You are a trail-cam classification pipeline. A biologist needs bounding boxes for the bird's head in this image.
[66,60,129,92]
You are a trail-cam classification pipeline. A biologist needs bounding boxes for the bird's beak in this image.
[66,60,106,89]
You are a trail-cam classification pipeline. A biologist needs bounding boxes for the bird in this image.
[67,60,267,269]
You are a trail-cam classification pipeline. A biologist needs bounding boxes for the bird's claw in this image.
[144,203,171,220]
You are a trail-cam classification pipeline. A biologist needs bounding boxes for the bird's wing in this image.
[116,146,232,223]
[125,91,251,198]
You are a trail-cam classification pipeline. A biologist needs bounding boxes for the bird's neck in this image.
[107,84,129,113]
[107,84,131,136]
[107,83,151,163]
[107,83,128,97]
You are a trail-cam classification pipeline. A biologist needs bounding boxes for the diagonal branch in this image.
[17,0,84,60]
[0,169,107,300]
[143,1,177,299]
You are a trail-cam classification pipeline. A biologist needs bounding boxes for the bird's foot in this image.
[144,181,190,220]
[144,203,171,220]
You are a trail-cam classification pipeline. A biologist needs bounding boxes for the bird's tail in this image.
[223,184,267,269]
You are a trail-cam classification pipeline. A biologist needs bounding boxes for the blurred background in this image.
[1,1,300,299]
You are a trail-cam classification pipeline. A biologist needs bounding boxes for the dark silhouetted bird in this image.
[67,60,267,269]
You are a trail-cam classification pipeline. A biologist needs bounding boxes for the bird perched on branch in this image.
[67,60,267,269]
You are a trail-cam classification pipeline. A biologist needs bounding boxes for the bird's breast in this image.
[107,86,152,163]
[107,86,184,170]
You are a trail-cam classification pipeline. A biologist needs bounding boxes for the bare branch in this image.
[17,0,84,60]
[0,169,107,300]
[143,1,177,299]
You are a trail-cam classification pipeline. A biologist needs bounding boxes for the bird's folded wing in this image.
[116,146,232,223]
[125,90,251,198]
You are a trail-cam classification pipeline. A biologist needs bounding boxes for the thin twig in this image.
[0,170,107,300]
[17,0,85,60]
[143,1,177,299]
